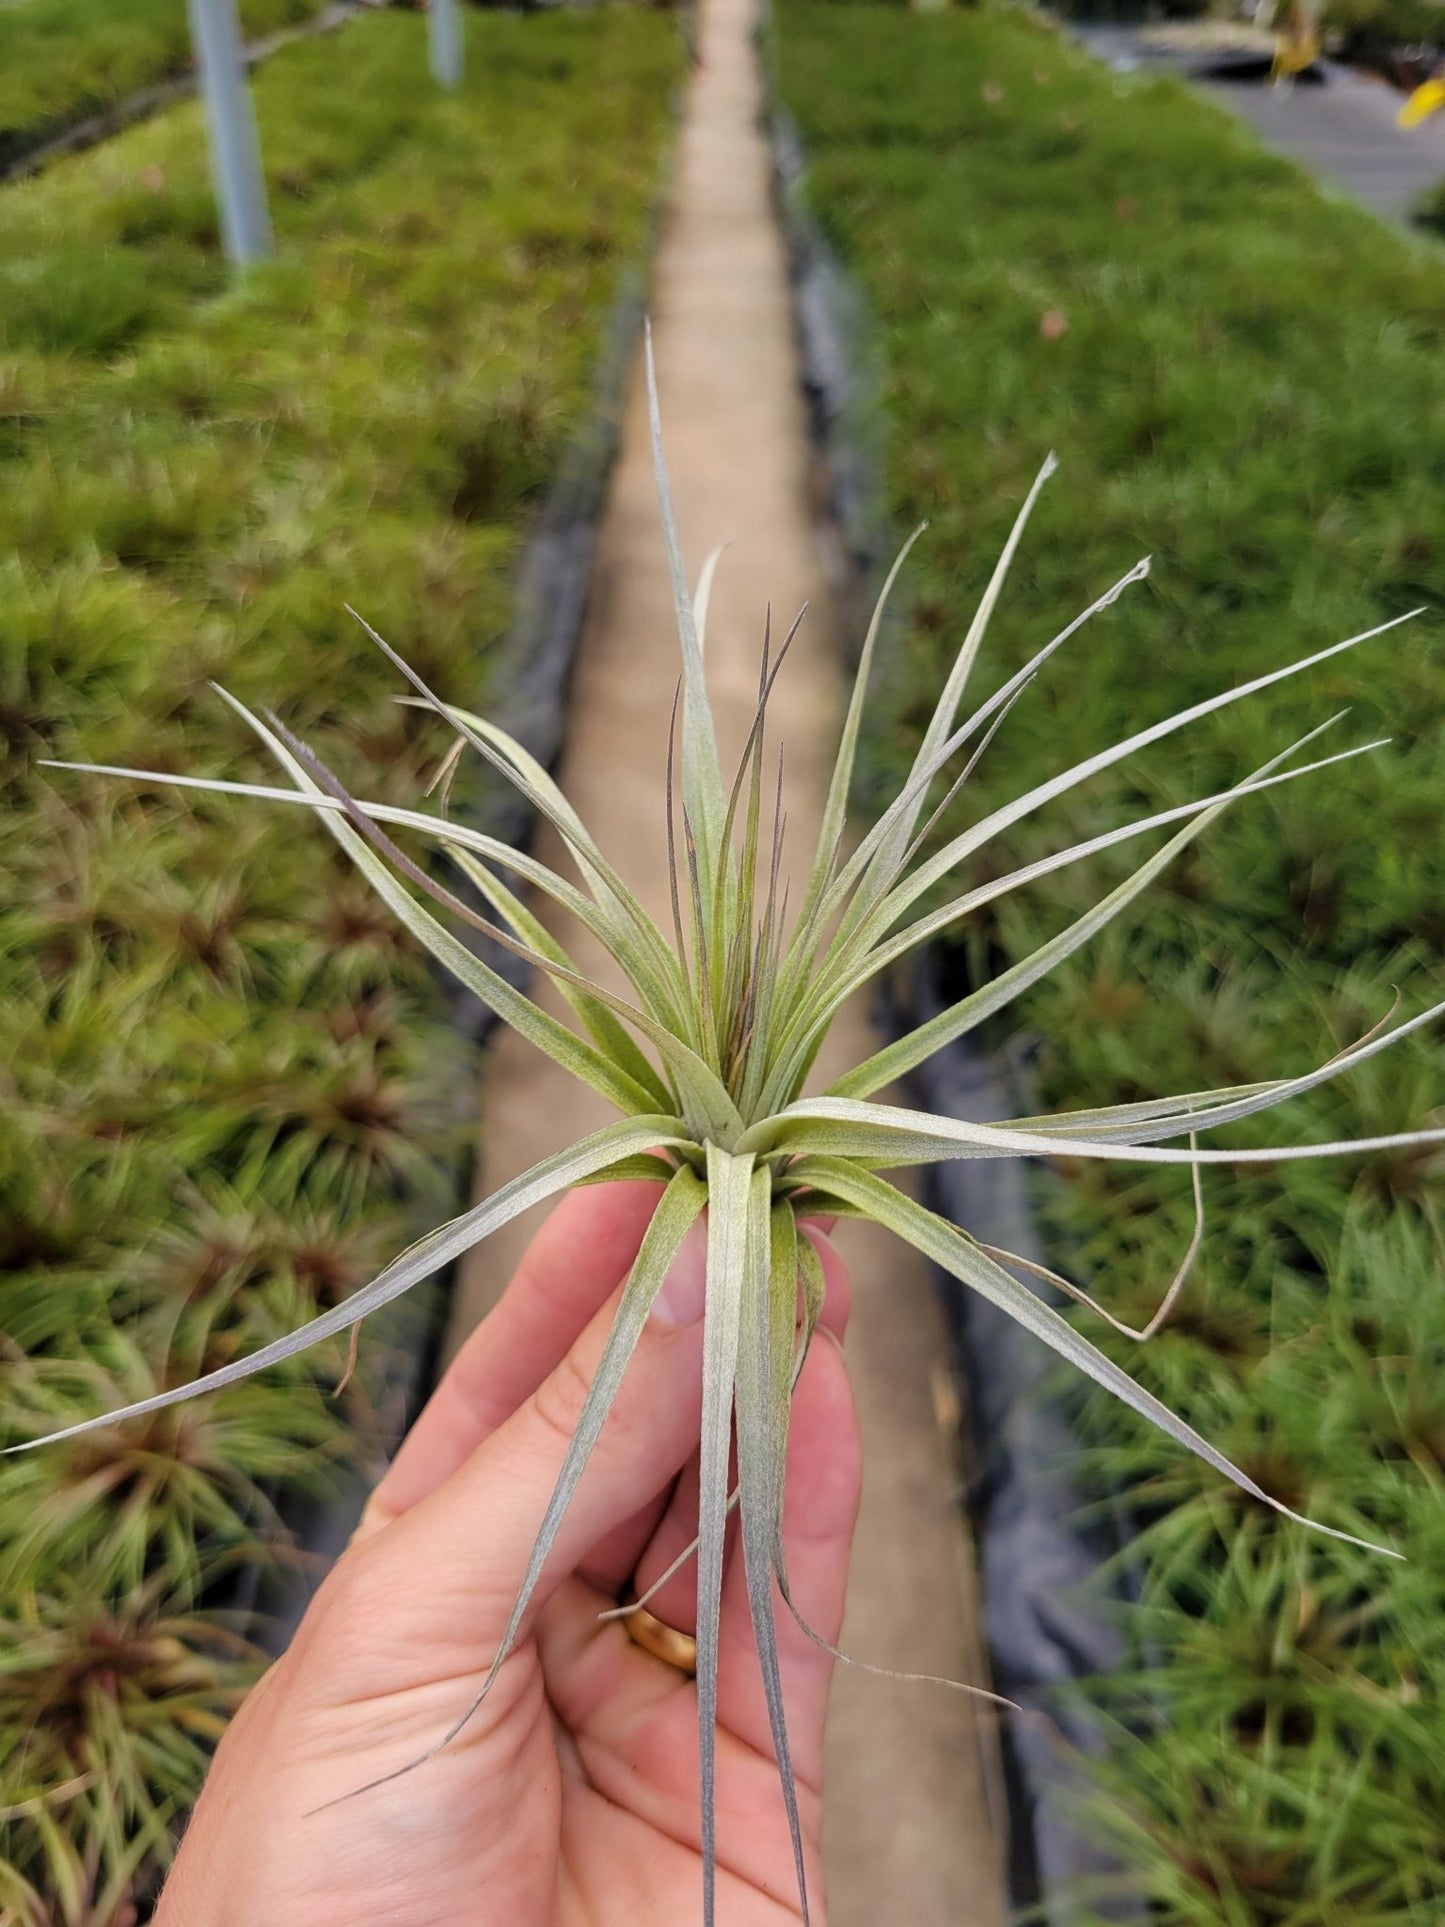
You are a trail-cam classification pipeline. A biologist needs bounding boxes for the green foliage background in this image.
[0,0,333,169]
[1050,0,1445,62]
[773,4,1445,1916]
[0,8,680,1916]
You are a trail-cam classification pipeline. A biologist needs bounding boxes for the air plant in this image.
[15,350,1445,1925]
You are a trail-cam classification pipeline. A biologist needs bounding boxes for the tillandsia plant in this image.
[14,346,1445,1924]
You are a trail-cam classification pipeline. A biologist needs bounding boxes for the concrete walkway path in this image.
[1078,22,1445,225]
[1209,61,1445,223]
[442,0,1007,1917]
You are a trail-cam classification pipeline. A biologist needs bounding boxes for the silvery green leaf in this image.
[446,844,670,1104]
[788,733,1384,1077]
[735,1176,810,1920]
[215,688,663,1118]
[43,755,676,1026]
[227,689,748,1142]
[345,1163,710,1794]
[798,1161,1399,1560]
[811,546,1150,964]
[6,1119,687,1456]
[875,454,1057,883]
[857,736,1387,979]
[793,521,928,945]
[1016,995,1445,1146]
[697,1144,753,1927]
[694,542,731,658]
[886,608,1419,923]
[751,1094,1445,1172]
[373,646,691,1027]
[829,716,1364,1097]
[645,325,726,882]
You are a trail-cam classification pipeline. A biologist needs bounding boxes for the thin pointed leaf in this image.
[694,542,731,657]
[394,1165,706,1767]
[266,708,674,1073]
[735,1173,810,1921]
[212,688,659,1117]
[698,1144,753,1927]
[893,455,1057,842]
[225,689,747,1137]
[747,1094,1445,1172]
[816,551,1152,963]
[430,700,692,1019]
[794,522,928,937]
[46,755,681,1032]
[645,325,726,878]
[830,717,1357,1098]
[446,845,671,1105]
[869,740,1386,974]
[884,610,1419,926]
[798,1162,1399,1559]
[780,735,1388,1080]
[370,650,690,1025]
[864,735,1387,1015]
[7,1120,687,1456]
[1025,994,1445,1148]
[765,558,1170,1083]
[992,996,1406,1159]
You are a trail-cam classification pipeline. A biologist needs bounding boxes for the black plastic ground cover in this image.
[766,82,1144,1925]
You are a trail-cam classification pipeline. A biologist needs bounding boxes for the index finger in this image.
[358,1180,664,1534]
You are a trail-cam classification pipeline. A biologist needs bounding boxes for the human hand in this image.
[155,1180,860,1926]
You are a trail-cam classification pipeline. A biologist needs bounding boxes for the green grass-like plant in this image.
[0,0,329,167]
[19,344,1443,1923]
[1412,174,1445,237]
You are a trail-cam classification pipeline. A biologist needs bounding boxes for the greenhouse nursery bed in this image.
[0,0,343,179]
[0,5,681,1916]
[772,3,1445,1921]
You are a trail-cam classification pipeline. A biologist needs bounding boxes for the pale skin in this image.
[156,1181,861,1926]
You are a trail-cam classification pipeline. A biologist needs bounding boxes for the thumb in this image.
[316,1224,711,1686]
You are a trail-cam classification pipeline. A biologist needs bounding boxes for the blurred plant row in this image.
[773,4,1443,1917]
[1043,0,1444,73]
[0,7,679,1918]
[0,0,337,172]
[1414,173,1445,234]
[1320,0,1445,68]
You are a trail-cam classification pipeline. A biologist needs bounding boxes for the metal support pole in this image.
[187,0,273,266]
[429,0,464,90]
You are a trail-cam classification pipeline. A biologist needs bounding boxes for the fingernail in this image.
[650,1227,708,1326]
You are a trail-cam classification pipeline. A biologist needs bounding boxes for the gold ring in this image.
[619,1586,698,1676]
